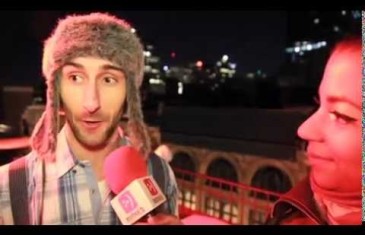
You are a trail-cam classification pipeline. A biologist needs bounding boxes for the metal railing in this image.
[172,167,284,225]
[0,137,284,225]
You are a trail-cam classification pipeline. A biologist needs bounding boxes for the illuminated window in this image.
[223,203,238,223]
[204,158,239,223]
[205,198,238,223]
[178,189,197,210]
[248,209,267,225]
[171,152,197,211]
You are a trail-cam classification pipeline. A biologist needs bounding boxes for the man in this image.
[0,12,180,225]
[266,36,362,225]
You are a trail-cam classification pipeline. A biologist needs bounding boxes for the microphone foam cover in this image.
[104,146,148,194]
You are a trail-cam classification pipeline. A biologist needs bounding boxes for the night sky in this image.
[116,11,287,72]
[1,11,287,85]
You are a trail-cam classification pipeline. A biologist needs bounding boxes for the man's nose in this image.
[83,83,100,114]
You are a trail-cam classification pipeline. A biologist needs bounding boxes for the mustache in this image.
[61,104,124,124]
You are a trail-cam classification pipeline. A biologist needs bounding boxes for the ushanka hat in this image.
[31,12,150,161]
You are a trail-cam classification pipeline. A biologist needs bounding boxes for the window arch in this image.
[206,158,238,191]
[250,166,292,201]
[249,166,292,225]
[204,158,239,223]
[170,151,196,181]
[170,151,197,211]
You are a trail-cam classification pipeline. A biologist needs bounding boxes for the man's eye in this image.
[69,75,84,83]
[104,77,117,84]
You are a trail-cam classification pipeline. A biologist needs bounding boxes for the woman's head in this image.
[297,37,361,193]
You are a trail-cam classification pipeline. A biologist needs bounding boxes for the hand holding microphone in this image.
[104,146,167,225]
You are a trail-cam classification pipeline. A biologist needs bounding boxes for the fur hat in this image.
[31,12,151,162]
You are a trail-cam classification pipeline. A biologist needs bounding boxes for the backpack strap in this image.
[148,153,169,214]
[9,157,30,225]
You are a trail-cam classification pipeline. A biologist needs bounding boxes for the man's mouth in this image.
[81,120,103,130]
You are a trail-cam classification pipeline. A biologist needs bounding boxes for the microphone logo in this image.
[118,191,137,213]
[143,178,158,196]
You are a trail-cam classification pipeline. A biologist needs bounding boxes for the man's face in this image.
[297,47,361,193]
[60,57,127,150]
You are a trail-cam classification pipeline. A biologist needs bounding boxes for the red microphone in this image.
[104,146,166,225]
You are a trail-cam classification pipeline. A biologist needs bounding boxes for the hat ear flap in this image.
[30,75,59,162]
[126,73,151,158]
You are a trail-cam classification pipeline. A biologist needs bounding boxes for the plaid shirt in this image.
[0,126,178,225]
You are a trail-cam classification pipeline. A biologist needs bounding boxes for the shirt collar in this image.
[44,125,126,180]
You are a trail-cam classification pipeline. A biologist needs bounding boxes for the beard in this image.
[63,106,124,151]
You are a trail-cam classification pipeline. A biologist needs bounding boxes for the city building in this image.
[146,106,313,224]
